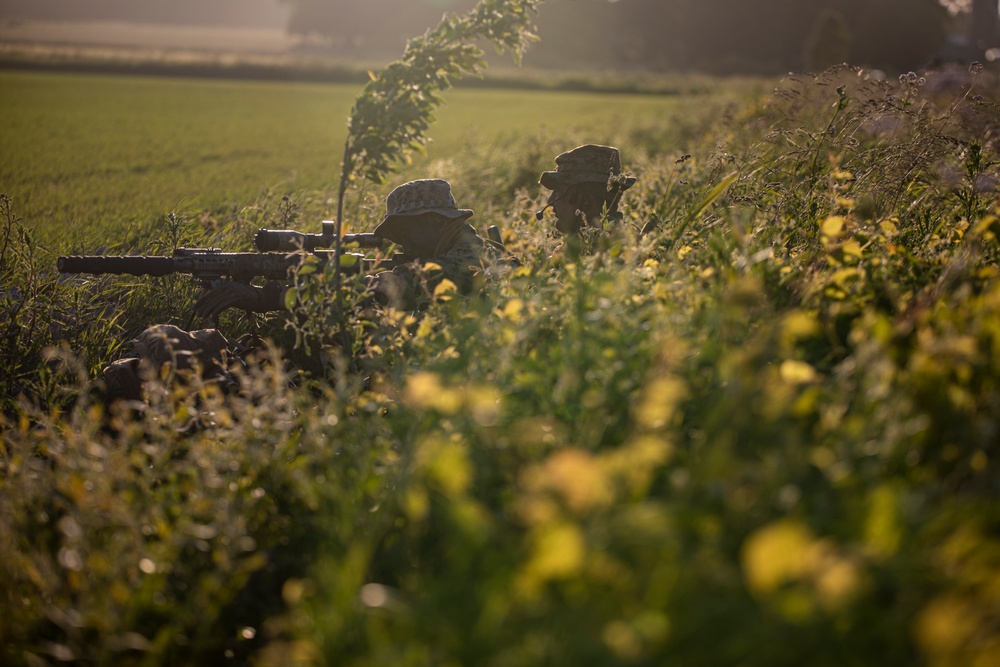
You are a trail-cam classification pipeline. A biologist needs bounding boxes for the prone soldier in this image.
[193,178,515,317]
[73,179,516,402]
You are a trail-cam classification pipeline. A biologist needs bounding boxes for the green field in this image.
[4,62,1000,667]
[0,70,759,251]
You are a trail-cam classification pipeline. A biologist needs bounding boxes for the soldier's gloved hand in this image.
[193,282,284,318]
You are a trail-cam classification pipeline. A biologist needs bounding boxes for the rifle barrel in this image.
[57,250,383,282]
[57,255,176,276]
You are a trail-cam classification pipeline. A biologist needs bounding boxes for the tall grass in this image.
[3,63,1000,666]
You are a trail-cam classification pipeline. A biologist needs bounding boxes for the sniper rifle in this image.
[56,247,396,287]
[57,246,407,328]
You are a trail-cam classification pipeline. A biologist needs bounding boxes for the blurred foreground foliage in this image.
[3,64,1000,666]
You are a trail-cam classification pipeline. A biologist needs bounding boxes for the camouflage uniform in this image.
[102,324,233,403]
[370,179,516,310]
[423,228,507,295]
[375,225,510,309]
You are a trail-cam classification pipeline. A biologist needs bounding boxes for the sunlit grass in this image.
[0,70,766,250]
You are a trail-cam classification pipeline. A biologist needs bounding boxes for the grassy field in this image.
[0,70,761,252]
[3,63,1000,666]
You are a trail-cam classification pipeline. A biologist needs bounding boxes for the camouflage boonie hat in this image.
[374,179,473,238]
[539,144,637,191]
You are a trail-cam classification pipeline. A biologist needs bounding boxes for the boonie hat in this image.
[539,144,637,191]
[374,179,473,238]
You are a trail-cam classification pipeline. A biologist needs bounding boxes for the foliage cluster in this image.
[3,63,1000,665]
[342,0,543,186]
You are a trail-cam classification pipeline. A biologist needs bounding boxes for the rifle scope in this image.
[254,226,384,252]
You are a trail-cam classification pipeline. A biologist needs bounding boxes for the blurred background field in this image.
[0,69,766,252]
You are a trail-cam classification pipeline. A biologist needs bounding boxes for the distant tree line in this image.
[282,0,959,74]
[2,0,990,73]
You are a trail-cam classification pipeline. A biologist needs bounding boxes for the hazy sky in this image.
[0,0,290,28]
[0,0,989,73]
[0,1,987,30]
